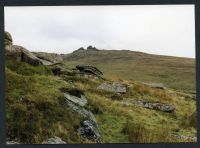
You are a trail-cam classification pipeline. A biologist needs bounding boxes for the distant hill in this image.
[63,49,195,93]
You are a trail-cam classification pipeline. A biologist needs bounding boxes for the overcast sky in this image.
[5,5,195,58]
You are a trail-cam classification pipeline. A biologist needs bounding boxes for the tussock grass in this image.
[6,66,82,143]
[6,59,52,76]
[123,120,171,143]
[133,83,173,102]
[181,111,197,129]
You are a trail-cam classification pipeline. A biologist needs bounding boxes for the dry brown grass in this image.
[123,120,173,143]
[133,83,173,102]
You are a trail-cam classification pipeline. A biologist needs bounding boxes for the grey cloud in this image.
[5,5,195,58]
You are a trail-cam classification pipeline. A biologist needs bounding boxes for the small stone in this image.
[122,99,175,112]
[97,82,127,93]
[42,136,67,144]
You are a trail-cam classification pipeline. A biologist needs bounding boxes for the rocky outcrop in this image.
[63,89,100,142]
[86,46,99,51]
[122,99,175,112]
[5,31,63,66]
[5,45,42,66]
[73,47,85,53]
[5,32,42,66]
[33,52,63,65]
[78,120,100,143]
[97,82,127,93]
[143,82,166,89]
[42,136,67,144]
[5,31,13,46]
[76,65,104,79]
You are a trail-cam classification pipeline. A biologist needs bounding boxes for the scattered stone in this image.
[97,82,127,93]
[6,141,20,144]
[76,65,104,79]
[64,89,87,107]
[122,99,175,112]
[173,134,197,142]
[42,136,67,144]
[143,82,166,89]
[78,120,100,143]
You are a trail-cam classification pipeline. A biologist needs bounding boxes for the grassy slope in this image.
[63,50,195,93]
[61,73,196,143]
[6,53,196,143]
[6,60,83,144]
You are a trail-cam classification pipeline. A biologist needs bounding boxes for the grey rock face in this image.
[122,99,175,112]
[33,52,63,65]
[42,136,67,144]
[65,99,96,122]
[143,82,166,89]
[5,45,42,66]
[64,90,87,107]
[97,82,127,93]
[38,59,54,66]
[64,89,100,142]
[78,120,100,143]
[5,31,13,46]
[76,65,104,79]
[4,32,42,66]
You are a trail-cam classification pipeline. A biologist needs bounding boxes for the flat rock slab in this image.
[42,136,67,144]
[97,82,127,93]
[122,100,175,112]
[65,99,96,122]
[76,65,104,79]
[33,52,63,64]
[76,65,103,75]
[39,59,54,66]
[64,93,87,107]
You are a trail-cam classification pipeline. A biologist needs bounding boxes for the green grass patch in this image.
[96,112,130,143]
[6,66,82,143]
